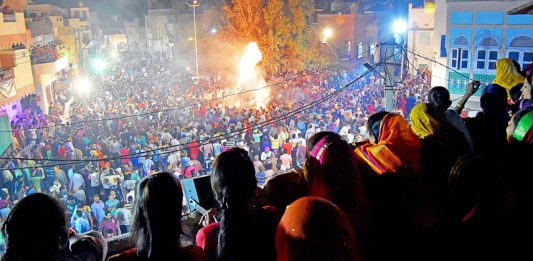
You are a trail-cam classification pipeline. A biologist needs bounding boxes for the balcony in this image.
[0,12,27,38]
[2,13,16,22]
[32,55,68,76]
[0,49,35,107]
[30,43,67,65]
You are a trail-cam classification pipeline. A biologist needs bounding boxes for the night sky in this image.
[32,0,420,23]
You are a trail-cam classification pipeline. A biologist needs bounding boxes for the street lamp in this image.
[75,78,92,95]
[187,0,200,79]
[322,27,333,43]
[392,19,407,35]
[91,58,108,73]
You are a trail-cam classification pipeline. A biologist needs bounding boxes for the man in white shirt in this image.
[167,152,180,171]
[339,123,351,137]
[69,169,85,192]
[261,147,273,165]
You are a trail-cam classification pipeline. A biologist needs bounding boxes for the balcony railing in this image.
[2,13,17,22]
[30,43,65,65]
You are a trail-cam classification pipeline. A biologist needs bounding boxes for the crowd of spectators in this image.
[30,42,60,64]
[2,53,532,260]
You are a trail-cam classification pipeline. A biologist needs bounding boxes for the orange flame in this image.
[237,42,270,109]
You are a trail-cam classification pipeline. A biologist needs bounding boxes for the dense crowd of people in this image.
[1,52,430,241]
[1,53,532,260]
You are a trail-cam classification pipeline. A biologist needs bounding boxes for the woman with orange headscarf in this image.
[276,197,360,261]
[353,113,438,260]
[355,112,422,175]
[493,58,524,94]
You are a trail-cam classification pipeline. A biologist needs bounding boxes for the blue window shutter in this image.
[440,35,447,57]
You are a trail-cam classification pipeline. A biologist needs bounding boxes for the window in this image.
[476,37,499,72]
[357,42,363,59]
[451,48,469,70]
[345,41,352,57]
[453,36,469,46]
[508,36,533,69]
[369,42,376,56]
[419,32,430,46]
[477,50,486,69]
[451,36,470,70]
[476,49,498,71]
[524,52,533,67]
[507,50,533,70]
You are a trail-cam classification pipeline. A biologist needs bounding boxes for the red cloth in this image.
[189,141,200,160]
[119,148,130,164]
[281,143,293,155]
[196,222,220,261]
[58,147,66,160]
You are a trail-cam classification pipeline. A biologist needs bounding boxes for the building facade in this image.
[317,13,356,60]
[432,0,533,104]
[408,2,436,72]
[0,0,35,120]
[125,18,147,51]
[145,8,175,58]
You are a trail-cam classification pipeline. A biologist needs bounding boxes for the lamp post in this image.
[393,20,408,81]
[187,0,200,79]
[380,19,407,112]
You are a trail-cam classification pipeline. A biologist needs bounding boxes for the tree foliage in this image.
[222,0,322,73]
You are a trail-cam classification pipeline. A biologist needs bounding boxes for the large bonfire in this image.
[236,42,270,109]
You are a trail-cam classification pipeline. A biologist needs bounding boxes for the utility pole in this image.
[187,0,200,80]
[380,39,398,112]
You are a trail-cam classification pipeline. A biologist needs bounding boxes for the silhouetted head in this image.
[366,111,389,143]
[507,109,533,144]
[211,148,257,210]
[276,197,360,261]
[480,84,508,115]
[132,172,184,259]
[2,193,68,261]
[428,86,452,113]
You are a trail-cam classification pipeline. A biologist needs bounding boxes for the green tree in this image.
[223,0,264,42]
[221,0,321,73]
[263,0,289,73]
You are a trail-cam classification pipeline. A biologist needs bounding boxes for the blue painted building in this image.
[437,0,533,97]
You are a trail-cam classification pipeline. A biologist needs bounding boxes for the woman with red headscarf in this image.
[304,132,372,260]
